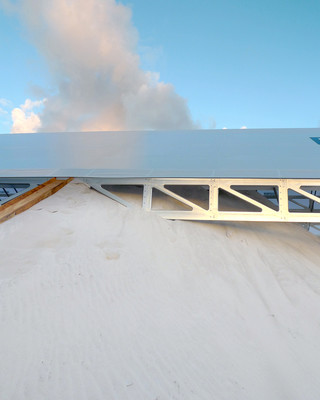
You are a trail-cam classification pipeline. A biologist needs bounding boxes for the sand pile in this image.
[1,181,320,399]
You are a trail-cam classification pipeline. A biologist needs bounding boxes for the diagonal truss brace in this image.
[0,178,49,205]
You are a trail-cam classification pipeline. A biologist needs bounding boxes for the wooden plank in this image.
[0,177,73,224]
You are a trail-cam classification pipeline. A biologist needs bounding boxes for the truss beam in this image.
[0,178,49,205]
[83,178,320,223]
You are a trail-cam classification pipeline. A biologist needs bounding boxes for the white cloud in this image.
[11,98,44,133]
[241,126,247,129]
[20,98,44,112]
[4,0,197,132]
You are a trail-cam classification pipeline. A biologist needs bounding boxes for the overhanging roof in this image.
[1,128,320,179]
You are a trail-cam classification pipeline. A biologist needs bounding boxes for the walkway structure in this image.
[1,129,320,222]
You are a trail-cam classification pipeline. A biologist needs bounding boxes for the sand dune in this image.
[1,181,320,400]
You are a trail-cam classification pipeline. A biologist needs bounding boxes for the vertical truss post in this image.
[279,179,289,221]
[209,180,218,219]
[143,184,152,211]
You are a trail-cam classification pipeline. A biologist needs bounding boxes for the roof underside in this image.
[1,128,320,179]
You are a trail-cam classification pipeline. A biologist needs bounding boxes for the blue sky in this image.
[1,0,320,133]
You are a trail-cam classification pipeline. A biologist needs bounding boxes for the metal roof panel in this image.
[1,128,320,179]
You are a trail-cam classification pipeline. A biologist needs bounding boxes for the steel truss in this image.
[0,178,49,205]
[83,178,320,223]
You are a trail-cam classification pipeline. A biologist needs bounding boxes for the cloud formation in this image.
[3,0,196,132]
[11,99,45,133]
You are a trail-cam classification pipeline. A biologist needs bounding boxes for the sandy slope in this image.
[1,182,320,400]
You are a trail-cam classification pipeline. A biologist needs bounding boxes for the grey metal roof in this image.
[1,128,320,179]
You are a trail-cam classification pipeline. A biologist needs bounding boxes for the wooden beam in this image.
[0,177,73,224]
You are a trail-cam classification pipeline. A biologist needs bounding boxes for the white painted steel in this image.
[84,178,320,223]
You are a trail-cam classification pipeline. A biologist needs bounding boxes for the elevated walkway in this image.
[1,129,320,222]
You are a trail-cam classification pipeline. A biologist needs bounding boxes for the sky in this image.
[0,0,320,133]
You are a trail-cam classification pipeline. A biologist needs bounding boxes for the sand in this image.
[1,181,320,400]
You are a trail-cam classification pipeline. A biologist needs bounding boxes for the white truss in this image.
[83,178,320,223]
